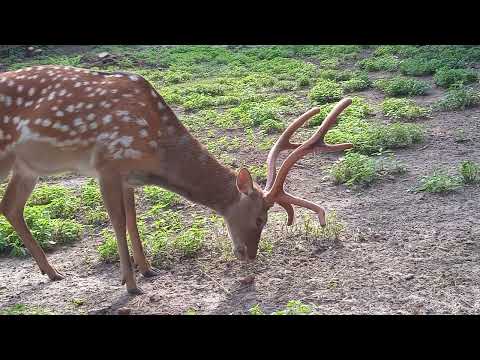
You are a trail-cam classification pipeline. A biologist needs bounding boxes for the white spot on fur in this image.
[73,118,83,127]
[124,148,142,159]
[102,114,113,125]
[148,140,158,148]
[28,87,36,97]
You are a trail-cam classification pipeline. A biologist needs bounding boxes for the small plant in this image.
[248,304,265,315]
[302,210,344,242]
[330,152,377,187]
[358,55,399,72]
[249,301,314,315]
[454,129,471,143]
[374,76,430,97]
[85,209,109,226]
[71,298,85,307]
[399,57,438,76]
[44,197,81,220]
[97,230,119,262]
[459,160,480,184]
[381,98,431,120]
[80,179,103,210]
[171,220,205,257]
[341,73,371,93]
[308,79,344,105]
[317,69,356,81]
[143,186,181,209]
[259,118,284,134]
[249,164,268,184]
[435,87,480,111]
[28,184,71,206]
[375,153,407,177]
[416,170,462,193]
[433,67,478,88]
[185,308,198,315]
[271,300,314,315]
[0,304,53,315]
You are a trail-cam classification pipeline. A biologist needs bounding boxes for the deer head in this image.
[222,98,353,261]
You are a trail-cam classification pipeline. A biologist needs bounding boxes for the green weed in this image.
[459,160,480,184]
[374,76,430,97]
[308,79,344,105]
[435,87,480,111]
[381,98,431,120]
[416,171,462,193]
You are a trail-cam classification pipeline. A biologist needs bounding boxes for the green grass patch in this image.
[326,115,424,155]
[1,184,84,257]
[358,55,399,72]
[416,170,462,193]
[341,72,371,93]
[0,304,53,315]
[142,186,181,208]
[435,87,480,111]
[330,152,377,187]
[374,76,430,97]
[330,152,407,187]
[308,79,344,105]
[459,160,480,184]
[249,300,314,315]
[381,98,431,120]
[433,67,478,88]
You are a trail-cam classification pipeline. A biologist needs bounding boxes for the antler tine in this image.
[304,98,353,149]
[264,98,354,226]
[265,107,321,191]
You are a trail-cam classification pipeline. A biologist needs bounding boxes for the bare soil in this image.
[1,49,479,315]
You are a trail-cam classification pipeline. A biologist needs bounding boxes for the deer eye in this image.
[256,217,263,227]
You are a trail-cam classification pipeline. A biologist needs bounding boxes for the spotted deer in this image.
[0,65,353,294]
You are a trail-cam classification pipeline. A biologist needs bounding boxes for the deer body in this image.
[0,65,353,295]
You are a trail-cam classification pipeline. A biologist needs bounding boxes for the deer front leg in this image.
[0,169,63,280]
[98,173,142,295]
[122,186,159,278]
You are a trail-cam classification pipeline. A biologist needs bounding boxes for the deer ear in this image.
[236,168,254,196]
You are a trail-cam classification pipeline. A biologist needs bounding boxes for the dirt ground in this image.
[0,48,479,315]
[1,106,479,315]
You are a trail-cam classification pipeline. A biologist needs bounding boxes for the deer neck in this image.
[137,130,240,215]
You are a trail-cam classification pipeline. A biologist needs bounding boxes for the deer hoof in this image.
[47,268,64,281]
[127,286,144,295]
[142,267,160,278]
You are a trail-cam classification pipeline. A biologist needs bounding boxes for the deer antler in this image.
[264,98,354,226]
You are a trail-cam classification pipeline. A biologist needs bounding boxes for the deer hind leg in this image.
[0,167,64,280]
[122,186,159,278]
[98,172,142,295]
